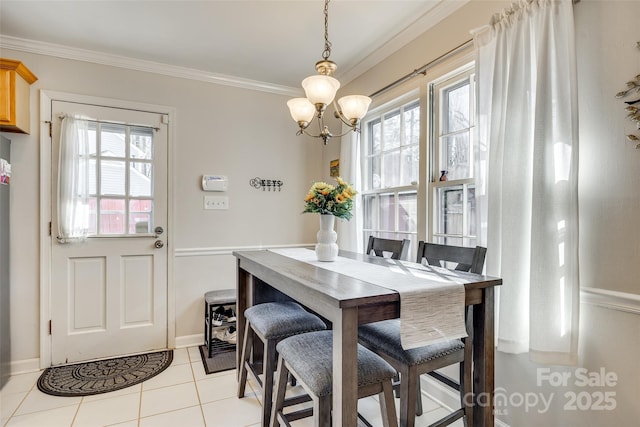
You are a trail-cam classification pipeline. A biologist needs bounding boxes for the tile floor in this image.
[0,346,462,427]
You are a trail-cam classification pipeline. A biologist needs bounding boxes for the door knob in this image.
[154,240,164,249]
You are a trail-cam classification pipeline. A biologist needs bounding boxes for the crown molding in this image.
[339,0,470,85]
[0,34,302,97]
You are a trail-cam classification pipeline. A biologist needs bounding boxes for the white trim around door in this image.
[39,90,176,368]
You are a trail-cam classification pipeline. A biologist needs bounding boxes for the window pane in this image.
[403,104,420,146]
[369,120,381,155]
[463,237,477,248]
[440,131,470,180]
[378,232,397,240]
[100,160,126,195]
[382,150,400,188]
[88,159,97,195]
[444,236,464,248]
[398,192,417,232]
[130,127,153,160]
[88,124,97,156]
[401,145,419,185]
[87,197,98,235]
[383,111,401,149]
[100,199,125,235]
[434,235,463,248]
[363,195,376,230]
[101,124,126,158]
[130,162,152,197]
[130,199,153,234]
[444,81,470,133]
[436,186,463,236]
[467,186,476,236]
[379,194,395,231]
[367,155,381,190]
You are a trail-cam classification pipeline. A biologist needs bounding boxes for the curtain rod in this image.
[46,115,160,131]
[370,0,581,99]
[369,39,473,99]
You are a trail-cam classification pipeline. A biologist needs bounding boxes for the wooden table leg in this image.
[332,307,359,427]
[236,261,249,379]
[473,286,495,427]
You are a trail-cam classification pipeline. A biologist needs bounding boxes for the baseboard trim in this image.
[175,334,203,349]
[10,358,41,375]
[174,243,314,257]
[580,287,640,315]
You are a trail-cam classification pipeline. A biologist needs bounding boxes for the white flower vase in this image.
[315,214,339,262]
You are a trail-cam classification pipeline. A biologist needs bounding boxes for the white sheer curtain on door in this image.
[336,130,363,253]
[57,114,90,243]
[473,0,579,364]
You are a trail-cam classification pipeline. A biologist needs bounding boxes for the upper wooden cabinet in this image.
[0,59,38,134]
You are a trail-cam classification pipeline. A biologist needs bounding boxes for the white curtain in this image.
[473,0,579,364]
[336,130,363,253]
[57,115,90,243]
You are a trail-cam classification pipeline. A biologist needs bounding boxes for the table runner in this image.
[270,248,467,349]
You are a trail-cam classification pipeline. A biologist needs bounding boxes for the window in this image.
[429,66,476,248]
[361,98,420,253]
[87,122,155,236]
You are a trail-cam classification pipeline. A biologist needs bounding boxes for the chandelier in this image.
[287,0,371,145]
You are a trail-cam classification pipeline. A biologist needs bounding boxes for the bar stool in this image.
[357,243,487,427]
[366,235,410,260]
[270,330,399,427]
[204,289,236,358]
[238,301,327,427]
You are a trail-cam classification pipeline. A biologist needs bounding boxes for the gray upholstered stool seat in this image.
[238,302,327,427]
[271,330,398,427]
[245,301,327,339]
[205,289,235,306]
[358,319,464,366]
[204,289,236,358]
[277,330,396,396]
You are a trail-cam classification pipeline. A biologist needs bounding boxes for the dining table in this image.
[233,248,502,427]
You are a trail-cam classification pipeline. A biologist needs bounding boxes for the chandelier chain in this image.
[322,0,332,60]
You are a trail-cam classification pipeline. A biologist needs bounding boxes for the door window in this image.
[87,123,156,236]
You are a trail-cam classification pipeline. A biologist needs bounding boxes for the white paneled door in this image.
[49,101,168,365]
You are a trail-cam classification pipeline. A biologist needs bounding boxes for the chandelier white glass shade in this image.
[302,75,340,106]
[287,0,371,145]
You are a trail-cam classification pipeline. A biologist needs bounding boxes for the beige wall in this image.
[2,0,638,424]
[339,0,640,425]
[576,0,640,296]
[1,48,324,363]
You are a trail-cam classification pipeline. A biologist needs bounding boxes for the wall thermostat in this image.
[202,175,228,192]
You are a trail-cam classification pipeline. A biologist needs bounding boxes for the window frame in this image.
[360,93,421,252]
[427,63,477,247]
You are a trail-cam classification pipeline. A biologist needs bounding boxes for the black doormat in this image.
[198,345,236,375]
[37,350,173,397]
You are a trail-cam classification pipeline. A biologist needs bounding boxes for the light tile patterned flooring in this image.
[0,346,462,427]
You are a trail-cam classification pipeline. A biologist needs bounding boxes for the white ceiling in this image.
[0,0,465,91]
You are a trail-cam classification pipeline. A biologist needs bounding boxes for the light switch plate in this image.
[204,195,229,210]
